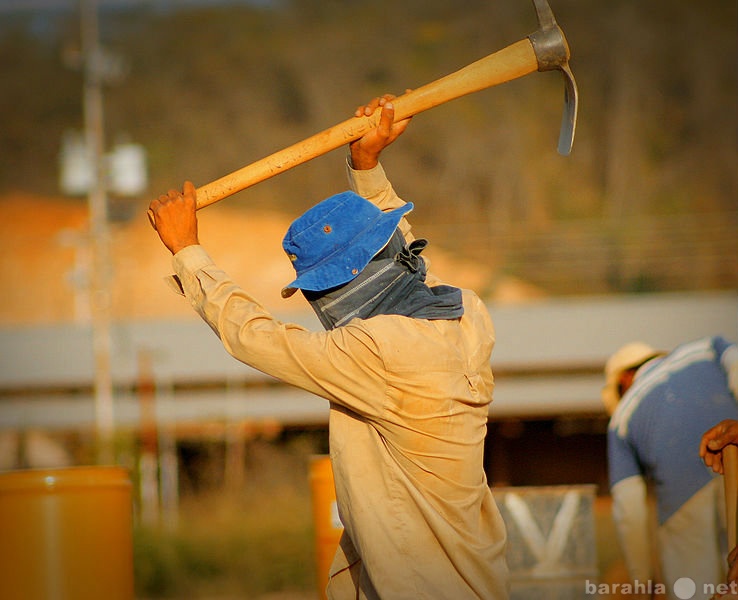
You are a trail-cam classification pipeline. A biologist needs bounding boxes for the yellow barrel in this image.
[0,466,134,600]
[309,455,344,600]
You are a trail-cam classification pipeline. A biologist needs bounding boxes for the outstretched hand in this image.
[148,180,200,255]
[349,93,413,170]
[700,419,738,474]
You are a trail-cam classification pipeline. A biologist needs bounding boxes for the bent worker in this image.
[148,95,509,599]
[602,336,738,600]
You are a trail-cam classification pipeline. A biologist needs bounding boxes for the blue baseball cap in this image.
[281,191,413,298]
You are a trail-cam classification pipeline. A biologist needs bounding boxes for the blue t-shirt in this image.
[608,335,738,523]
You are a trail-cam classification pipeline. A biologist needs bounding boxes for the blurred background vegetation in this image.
[1,0,736,296]
[131,434,321,599]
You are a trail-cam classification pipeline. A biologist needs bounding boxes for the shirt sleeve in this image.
[346,160,446,288]
[608,427,643,488]
[610,475,653,583]
[345,159,414,238]
[607,425,654,581]
[713,335,738,398]
[171,244,389,419]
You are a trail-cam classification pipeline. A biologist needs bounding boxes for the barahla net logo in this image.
[585,578,738,599]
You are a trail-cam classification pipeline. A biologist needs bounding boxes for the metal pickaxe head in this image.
[528,0,579,155]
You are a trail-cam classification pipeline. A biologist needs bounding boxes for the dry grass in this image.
[133,437,320,599]
[132,436,636,599]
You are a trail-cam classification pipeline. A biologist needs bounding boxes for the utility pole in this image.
[81,0,115,463]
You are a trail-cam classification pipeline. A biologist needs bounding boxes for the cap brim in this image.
[281,286,298,299]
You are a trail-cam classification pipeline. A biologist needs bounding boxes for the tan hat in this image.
[602,342,666,415]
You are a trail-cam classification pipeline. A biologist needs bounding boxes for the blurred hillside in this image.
[0,191,508,323]
[0,0,736,299]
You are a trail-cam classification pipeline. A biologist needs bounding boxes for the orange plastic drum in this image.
[0,466,134,600]
[309,455,344,600]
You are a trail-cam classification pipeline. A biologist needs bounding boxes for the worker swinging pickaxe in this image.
[148,0,578,227]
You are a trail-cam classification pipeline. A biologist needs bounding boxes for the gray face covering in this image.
[303,229,464,330]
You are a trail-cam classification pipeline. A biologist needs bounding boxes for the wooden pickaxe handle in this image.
[147,39,540,227]
[148,0,578,227]
[201,39,537,211]
[725,444,738,550]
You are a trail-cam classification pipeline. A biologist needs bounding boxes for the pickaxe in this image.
[148,0,578,226]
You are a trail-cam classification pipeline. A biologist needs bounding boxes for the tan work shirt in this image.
[171,163,509,599]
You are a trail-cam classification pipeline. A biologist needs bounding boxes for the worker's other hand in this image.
[700,419,738,474]
[349,93,412,170]
[148,180,200,255]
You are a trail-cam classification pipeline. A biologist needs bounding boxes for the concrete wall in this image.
[0,291,735,429]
